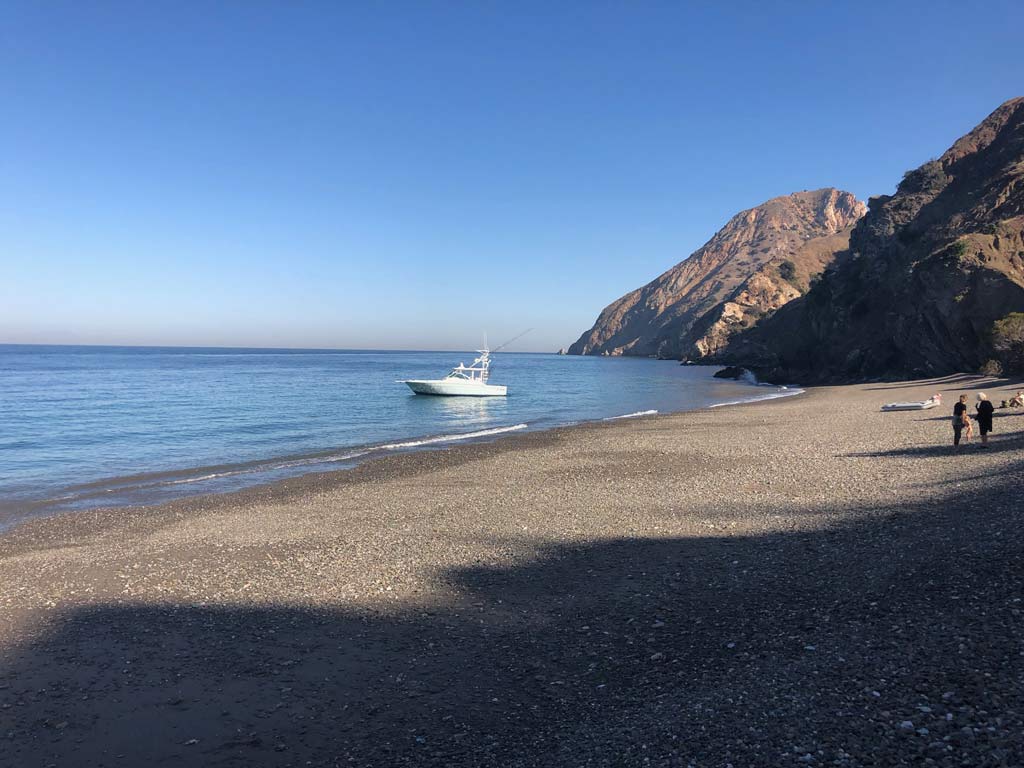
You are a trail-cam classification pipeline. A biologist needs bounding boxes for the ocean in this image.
[0,345,799,528]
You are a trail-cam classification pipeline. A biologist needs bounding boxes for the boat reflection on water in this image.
[406,385,510,430]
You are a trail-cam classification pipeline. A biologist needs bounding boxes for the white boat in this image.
[880,394,942,412]
[401,348,508,397]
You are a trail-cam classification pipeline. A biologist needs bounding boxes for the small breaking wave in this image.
[376,423,528,450]
[738,369,760,385]
[33,424,532,510]
[603,410,659,421]
[260,450,370,472]
[708,388,805,409]
[157,427,531,487]
[165,470,264,486]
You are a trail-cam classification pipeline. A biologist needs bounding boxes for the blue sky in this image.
[2,2,1022,352]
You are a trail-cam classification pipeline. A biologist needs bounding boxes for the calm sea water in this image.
[0,345,798,527]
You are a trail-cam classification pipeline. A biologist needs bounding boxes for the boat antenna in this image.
[492,328,533,353]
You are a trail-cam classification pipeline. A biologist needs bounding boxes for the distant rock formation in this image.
[718,97,1024,383]
[711,365,750,380]
[567,189,866,359]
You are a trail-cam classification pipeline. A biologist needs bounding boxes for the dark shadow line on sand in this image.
[862,373,985,391]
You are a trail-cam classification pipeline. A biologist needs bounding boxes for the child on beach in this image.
[961,411,974,442]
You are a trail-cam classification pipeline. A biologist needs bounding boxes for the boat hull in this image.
[403,379,508,397]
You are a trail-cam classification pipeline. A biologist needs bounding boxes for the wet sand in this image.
[1,375,1022,767]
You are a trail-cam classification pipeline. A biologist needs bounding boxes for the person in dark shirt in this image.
[976,392,995,448]
[952,395,968,448]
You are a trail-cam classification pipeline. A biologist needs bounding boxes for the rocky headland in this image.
[718,97,1024,383]
[567,189,866,359]
[569,98,1024,385]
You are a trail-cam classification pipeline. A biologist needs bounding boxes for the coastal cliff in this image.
[568,189,865,359]
[718,97,1024,383]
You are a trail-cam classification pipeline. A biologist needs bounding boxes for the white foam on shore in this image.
[168,425,530,482]
[603,410,659,421]
[65,425,532,497]
[269,450,370,471]
[166,470,264,485]
[376,423,529,450]
[708,388,805,409]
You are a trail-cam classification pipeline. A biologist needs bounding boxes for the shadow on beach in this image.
[845,425,1024,458]
[862,374,985,391]
[864,376,1024,400]
[2,456,1023,767]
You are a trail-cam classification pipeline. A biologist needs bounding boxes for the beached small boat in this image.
[880,394,942,412]
[401,348,508,397]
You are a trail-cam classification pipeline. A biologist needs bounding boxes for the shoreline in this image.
[1,374,1022,766]
[0,376,802,536]
[0,392,781,544]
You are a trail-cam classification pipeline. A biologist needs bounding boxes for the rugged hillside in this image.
[568,189,865,358]
[719,97,1024,383]
[682,227,854,360]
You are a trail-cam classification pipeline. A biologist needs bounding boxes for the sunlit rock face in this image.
[568,188,865,359]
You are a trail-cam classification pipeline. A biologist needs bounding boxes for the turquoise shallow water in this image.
[0,345,797,525]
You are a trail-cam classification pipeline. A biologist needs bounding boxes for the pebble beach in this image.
[1,374,1022,767]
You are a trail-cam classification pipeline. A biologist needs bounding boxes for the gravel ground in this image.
[0,374,1022,767]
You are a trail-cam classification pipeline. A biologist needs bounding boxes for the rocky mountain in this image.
[568,189,866,359]
[718,97,1024,383]
[682,227,855,360]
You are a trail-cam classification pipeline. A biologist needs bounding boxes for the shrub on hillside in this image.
[778,260,797,282]
[992,312,1024,373]
[899,159,947,194]
[979,359,1003,377]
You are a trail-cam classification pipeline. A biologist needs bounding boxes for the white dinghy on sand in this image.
[880,393,942,412]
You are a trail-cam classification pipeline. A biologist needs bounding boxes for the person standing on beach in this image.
[952,395,968,448]
[975,392,994,448]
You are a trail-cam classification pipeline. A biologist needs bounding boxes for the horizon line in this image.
[0,341,563,355]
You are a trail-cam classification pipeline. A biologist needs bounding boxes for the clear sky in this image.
[2,2,1022,352]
